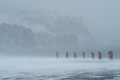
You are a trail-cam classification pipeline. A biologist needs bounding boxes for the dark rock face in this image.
[0,23,35,47]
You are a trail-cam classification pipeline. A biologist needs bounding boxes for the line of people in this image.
[56,51,113,60]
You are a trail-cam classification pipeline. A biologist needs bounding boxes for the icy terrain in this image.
[0,57,120,80]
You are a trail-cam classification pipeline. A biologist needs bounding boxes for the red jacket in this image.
[98,51,102,56]
[66,51,69,56]
[91,52,94,56]
[74,52,77,56]
[108,51,113,56]
[82,52,85,56]
[56,52,59,56]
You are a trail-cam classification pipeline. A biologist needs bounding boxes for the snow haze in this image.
[0,1,120,80]
[0,0,120,57]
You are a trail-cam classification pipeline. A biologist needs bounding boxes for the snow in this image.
[0,57,120,80]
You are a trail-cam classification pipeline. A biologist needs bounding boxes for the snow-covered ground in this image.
[0,57,120,80]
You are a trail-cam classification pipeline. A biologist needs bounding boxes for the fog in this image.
[0,0,120,57]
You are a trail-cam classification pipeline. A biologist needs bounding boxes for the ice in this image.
[0,57,120,80]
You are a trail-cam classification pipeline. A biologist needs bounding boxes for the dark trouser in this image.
[99,56,102,59]
[66,56,68,59]
[109,56,113,60]
[92,56,94,59]
[109,56,111,60]
[111,56,113,60]
[83,56,85,59]
[74,56,77,58]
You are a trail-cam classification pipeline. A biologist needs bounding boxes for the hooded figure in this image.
[74,52,77,58]
[98,51,102,59]
[66,51,69,59]
[108,51,113,60]
[56,52,59,58]
[82,52,85,59]
[91,52,94,59]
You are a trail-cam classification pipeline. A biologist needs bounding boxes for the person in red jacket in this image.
[56,52,59,58]
[66,51,69,59]
[91,52,94,59]
[82,52,85,59]
[98,51,102,59]
[108,51,113,60]
[74,52,77,58]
